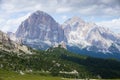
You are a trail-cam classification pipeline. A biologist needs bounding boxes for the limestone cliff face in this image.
[62,17,120,53]
[16,11,66,45]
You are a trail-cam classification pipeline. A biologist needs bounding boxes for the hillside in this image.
[0,45,120,79]
[0,30,31,54]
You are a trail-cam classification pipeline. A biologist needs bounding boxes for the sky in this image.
[0,0,120,33]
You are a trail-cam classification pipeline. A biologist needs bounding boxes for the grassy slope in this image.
[0,69,64,80]
[0,69,120,80]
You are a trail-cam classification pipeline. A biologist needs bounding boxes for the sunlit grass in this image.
[0,69,120,80]
[0,69,63,80]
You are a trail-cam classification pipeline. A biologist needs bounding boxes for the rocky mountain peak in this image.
[65,16,84,23]
[0,30,31,54]
[0,30,10,44]
[63,16,85,28]
[29,10,56,25]
[15,10,66,49]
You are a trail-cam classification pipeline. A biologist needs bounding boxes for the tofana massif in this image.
[9,10,120,60]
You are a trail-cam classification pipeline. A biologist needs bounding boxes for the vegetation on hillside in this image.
[0,45,120,79]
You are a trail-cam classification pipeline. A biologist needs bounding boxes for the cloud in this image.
[0,18,5,23]
[61,15,68,21]
[96,18,120,33]
[0,13,30,33]
[0,0,120,33]
[1,0,120,16]
[56,7,72,13]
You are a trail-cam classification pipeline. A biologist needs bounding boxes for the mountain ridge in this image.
[0,30,31,54]
[8,10,120,59]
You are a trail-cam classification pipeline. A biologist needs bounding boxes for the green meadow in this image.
[0,69,65,80]
[0,69,120,80]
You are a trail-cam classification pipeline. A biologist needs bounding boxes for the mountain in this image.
[15,10,120,59]
[63,16,119,51]
[0,30,31,54]
[63,17,120,59]
[15,10,66,50]
[62,16,95,47]
[1,10,120,79]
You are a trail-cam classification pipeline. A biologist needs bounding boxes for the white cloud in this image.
[0,13,30,33]
[0,0,120,33]
[96,18,120,33]
[0,18,5,23]
[1,0,120,17]
[61,15,68,21]
[56,7,72,13]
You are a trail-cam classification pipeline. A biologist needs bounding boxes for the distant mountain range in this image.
[8,10,120,59]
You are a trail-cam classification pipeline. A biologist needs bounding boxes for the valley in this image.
[0,0,120,79]
[0,45,120,79]
[0,5,120,80]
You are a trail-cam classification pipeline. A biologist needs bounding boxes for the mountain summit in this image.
[16,10,66,49]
